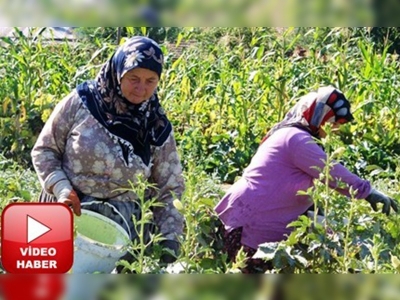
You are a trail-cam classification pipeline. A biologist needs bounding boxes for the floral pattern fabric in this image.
[31,91,184,241]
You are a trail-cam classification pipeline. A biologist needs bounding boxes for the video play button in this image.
[27,215,51,243]
[1,203,73,273]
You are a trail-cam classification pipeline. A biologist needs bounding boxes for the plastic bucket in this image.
[71,209,130,274]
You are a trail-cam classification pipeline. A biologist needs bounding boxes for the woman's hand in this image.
[61,190,81,216]
[365,189,398,216]
[52,180,81,216]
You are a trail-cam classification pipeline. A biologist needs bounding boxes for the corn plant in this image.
[1,27,400,273]
[0,28,108,166]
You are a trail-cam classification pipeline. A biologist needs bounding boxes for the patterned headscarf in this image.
[76,36,172,167]
[261,86,354,143]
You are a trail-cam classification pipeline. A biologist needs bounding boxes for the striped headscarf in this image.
[261,86,354,143]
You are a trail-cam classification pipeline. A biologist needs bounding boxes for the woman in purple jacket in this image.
[214,86,398,273]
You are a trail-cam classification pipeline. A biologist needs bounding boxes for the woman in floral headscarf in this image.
[31,36,184,271]
[214,86,398,273]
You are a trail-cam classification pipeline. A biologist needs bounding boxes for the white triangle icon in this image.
[27,215,51,243]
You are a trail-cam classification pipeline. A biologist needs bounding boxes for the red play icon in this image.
[1,203,73,274]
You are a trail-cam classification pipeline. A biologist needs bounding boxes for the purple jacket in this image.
[214,127,371,249]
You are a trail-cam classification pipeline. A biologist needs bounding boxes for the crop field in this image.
[1,27,400,273]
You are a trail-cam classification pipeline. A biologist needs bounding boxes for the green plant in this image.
[0,154,41,208]
[114,174,166,274]
[0,28,107,166]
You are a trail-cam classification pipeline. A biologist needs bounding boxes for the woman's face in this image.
[120,68,159,104]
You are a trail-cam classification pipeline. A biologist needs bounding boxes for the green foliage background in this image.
[1,27,400,273]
